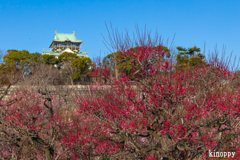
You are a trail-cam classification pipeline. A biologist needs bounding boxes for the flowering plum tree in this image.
[0,90,72,159]
[74,45,240,159]
[102,45,170,79]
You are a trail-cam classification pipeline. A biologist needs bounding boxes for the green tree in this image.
[27,53,44,74]
[1,50,41,75]
[103,50,135,77]
[58,52,91,84]
[2,49,31,70]
[176,46,205,69]
[72,57,92,80]
[0,50,39,84]
[58,52,78,62]
[42,55,58,65]
[29,52,43,63]
[0,50,44,70]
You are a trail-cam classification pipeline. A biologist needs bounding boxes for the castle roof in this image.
[53,32,83,43]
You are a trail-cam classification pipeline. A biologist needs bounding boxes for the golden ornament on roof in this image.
[56,48,62,52]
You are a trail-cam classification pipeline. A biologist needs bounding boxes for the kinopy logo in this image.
[209,150,235,158]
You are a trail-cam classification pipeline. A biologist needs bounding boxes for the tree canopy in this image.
[0,50,93,84]
[72,57,92,80]
[1,50,31,70]
[0,50,44,74]
[58,52,79,62]
[176,46,205,69]
[103,45,170,79]
[42,55,58,65]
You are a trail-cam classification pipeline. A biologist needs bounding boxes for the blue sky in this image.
[0,0,239,66]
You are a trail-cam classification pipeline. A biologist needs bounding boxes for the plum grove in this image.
[0,44,240,159]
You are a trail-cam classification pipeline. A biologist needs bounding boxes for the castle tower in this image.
[43,30,88,58]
